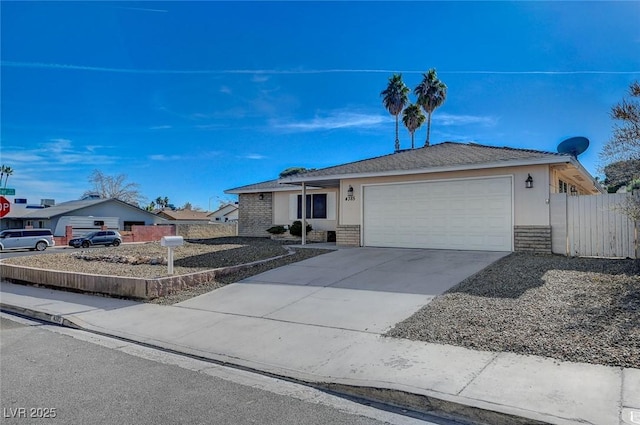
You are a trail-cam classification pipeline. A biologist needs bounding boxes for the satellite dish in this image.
[557,136,589,157]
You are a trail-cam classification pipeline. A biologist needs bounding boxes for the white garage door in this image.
[363,177,512,251]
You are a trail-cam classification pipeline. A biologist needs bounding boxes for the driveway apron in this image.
[176,248,509,334]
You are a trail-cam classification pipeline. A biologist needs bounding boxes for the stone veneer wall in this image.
[175,223,236,239]
[238,193,273,237]
[336,225,360,247]
[514,225,551,253]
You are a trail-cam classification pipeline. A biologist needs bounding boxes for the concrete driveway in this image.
[177,248,509,334]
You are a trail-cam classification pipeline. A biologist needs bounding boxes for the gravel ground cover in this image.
[386,253,640,369]
[3,237,330,304]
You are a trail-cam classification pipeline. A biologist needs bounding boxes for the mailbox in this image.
[161,236,184,247]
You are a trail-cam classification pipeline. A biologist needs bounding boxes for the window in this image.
[124,221,144,231]
[558,179,568,194]
[94,220,105,226]
[297,194,327,219]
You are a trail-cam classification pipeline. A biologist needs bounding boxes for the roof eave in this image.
[568,157,606,194]
[225,184,324,194]
[280,156,575,184]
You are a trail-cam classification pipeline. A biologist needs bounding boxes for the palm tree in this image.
[0,165,5,187]
[414,68,447,147]
[381,74,410,151]
[402,104,426,149]
[155,196,164,208]
[2,166,13,188]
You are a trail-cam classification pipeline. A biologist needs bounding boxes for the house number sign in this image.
[345,185,356,201]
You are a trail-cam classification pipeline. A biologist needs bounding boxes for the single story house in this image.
[208,202,239,223]
[1,198,169,236]
[225,142,603,252]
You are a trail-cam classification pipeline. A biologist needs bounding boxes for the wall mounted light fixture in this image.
[258,193,264,200]
[525,174,533,189]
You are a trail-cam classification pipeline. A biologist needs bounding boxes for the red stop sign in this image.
[0,196,10,218]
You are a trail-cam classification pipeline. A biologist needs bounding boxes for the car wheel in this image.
[35,241,47,251]
[112,240,121,247]
[81,241,90,248]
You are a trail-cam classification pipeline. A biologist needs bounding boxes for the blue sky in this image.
[1,1,639,210]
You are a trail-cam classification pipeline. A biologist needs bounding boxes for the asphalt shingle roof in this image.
[226,142,573,193]
[285,142,566,179]
[225,179,302,193]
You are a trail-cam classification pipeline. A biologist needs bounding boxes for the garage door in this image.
[363,177,512,251]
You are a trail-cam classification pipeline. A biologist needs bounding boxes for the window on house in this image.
[297,194,327,219]
[123,221,145,231]
[559,179,568,193]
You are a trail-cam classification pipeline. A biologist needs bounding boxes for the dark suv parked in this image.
[69,230,122,248]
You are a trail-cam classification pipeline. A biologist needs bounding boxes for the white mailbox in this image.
[161,236,184,247]
[160,236,184,274]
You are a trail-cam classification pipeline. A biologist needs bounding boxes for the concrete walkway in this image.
[1,247,638,425]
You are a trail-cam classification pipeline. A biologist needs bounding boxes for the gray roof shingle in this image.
[283,142,567,180]
[226,142,575,193]
[225,179,304,193]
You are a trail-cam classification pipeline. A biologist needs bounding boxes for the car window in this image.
[7,232,22,238]
[97,231,106,236]
[85,232,97,238]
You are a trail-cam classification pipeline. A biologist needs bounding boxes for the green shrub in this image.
[266,225,287,235]
[289,220,312,237]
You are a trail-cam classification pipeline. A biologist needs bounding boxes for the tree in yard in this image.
[82,170,144,206]
[145,201,156,212]
[601,81,640,223]
[603,159,640,193]
[279,167,311,178]
[414,68,447,147]
[1,165,14,188]
[402,104,426,149]
[601,81,640,163]
[381,74,410,152]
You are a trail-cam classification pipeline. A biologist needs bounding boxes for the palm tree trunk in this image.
[425,113,432,147]
[411,132,415,149]
[395,115,400,151]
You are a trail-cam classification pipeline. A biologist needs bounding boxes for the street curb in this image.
[1,303,552,425]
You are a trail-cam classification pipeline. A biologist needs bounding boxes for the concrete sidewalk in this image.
[2,282,638,425]
[1,244,639,425]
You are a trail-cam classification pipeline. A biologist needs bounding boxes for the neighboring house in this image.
[208,203,239,223]
[225,142,603,252]
[0,198,169,236]
[157,209,211,223]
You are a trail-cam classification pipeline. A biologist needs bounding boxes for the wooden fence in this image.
[550,192,639,258]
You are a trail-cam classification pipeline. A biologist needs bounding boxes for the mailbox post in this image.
[160,236,184,275]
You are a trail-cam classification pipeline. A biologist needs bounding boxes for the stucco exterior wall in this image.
[272,188,338,231]
[338,165,552,227]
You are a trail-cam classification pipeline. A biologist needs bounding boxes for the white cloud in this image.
[4,62,638,75]
[272,112,390,132]
[252,74,270,83]
[243,154,267,160]
[149,125,172,130]
[149,154,184,161]
[220,85,232,94]
[435,113,498,127]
